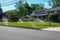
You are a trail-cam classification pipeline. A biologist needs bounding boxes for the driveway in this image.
[0,26,60,40]
[42,27,60,32]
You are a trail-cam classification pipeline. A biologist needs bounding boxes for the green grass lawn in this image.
[50,22,60,27]
[0,22,60,29]
[0,22,4,26]
[8,22,49,28]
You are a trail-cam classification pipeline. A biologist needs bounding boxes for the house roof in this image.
[34,10,47,14]
[47,6,60,11]
[31,10,47,16]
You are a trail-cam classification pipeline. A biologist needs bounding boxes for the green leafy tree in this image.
[23,2,32,15]
[18,5,28,18]
[31,4,44,11]
[15,0,24,19]
[5,10,18,22]
[15,2,32,18]
[48,0,60,8]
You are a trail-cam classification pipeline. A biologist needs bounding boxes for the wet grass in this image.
[0,22,60,29]
[8,22,48,28]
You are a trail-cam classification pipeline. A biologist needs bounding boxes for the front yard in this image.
[0,22,60,29]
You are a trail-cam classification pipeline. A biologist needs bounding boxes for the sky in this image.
[0,0,52,12]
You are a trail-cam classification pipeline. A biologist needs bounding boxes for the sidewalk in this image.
[42,27,60,32]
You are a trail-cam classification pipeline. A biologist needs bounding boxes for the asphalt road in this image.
[0,26,60,40]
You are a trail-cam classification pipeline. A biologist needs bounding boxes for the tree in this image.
[18,4,28,18]
[5,10,18,22]
[23,2,32,15]
[15,0,24,18]
[31,4,44,11]
[15,1,32,18]
[48,0,60,8]
[15,0,32,22]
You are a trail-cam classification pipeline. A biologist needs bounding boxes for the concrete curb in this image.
[0,25,41,30]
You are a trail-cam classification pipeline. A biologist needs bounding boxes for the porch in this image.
[47,6,60,22]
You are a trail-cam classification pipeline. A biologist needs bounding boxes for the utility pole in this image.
[0,3,3,21]
[46,11,51,27]
[0,3,3,14]
[48,11,51,27]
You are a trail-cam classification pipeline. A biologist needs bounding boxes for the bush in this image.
[28,18,34,21]
[5,10,19,22]
[50,14,58,22]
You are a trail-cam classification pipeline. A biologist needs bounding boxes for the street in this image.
[0,26,60,40]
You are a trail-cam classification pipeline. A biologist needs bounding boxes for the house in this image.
[31,6,60,22]
[31,10,48,20]
[47,6,60,21]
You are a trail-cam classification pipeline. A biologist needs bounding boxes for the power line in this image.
[1,2,18,7]
[1,0,25,7]
[1,0,16,4]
